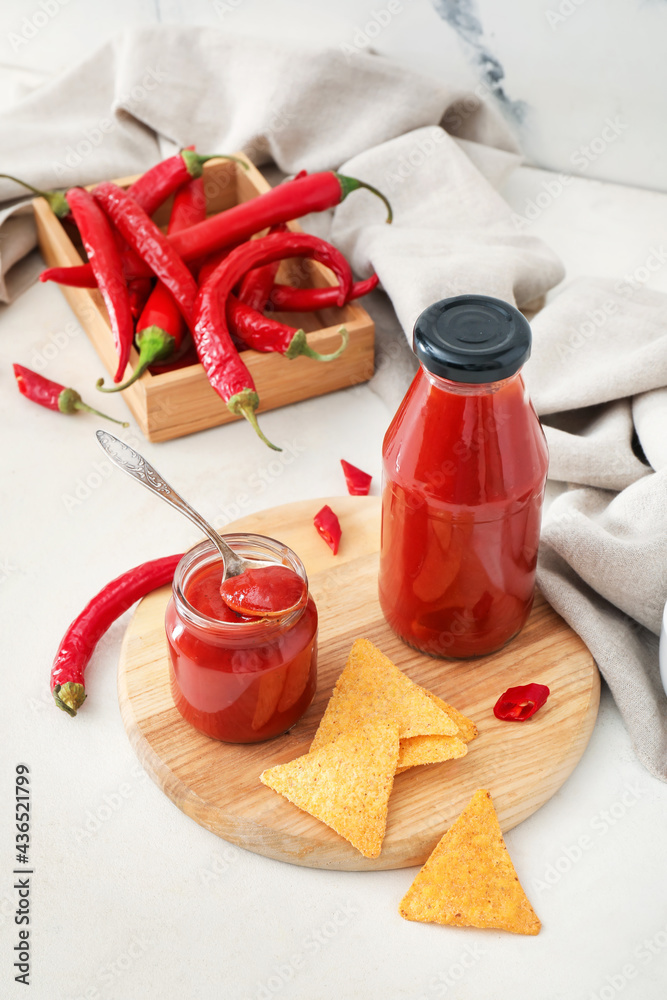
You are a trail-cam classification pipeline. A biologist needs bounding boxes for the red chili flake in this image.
[313,505,342,555]
[493,683,550,722]
[340,459,372,496]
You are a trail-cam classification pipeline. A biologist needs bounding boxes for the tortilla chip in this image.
[422,689,478,743]
[260,721,399,858]
[394,692,478,770]
[399,789,541,935]
[396,735,467,774]
[310,639,457,752]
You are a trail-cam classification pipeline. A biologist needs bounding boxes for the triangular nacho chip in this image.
[420,688,478,743]
[310,639,457,752]
[399,789,541,935]
[394,691,478,771]
[396,734,467,774]
[260,721,399,858]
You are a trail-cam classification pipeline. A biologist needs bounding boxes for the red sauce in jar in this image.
[166,538,318,743]
[378,296,548,659]
[219,566,307,617]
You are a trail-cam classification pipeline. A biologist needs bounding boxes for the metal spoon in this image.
[96,430,273,579]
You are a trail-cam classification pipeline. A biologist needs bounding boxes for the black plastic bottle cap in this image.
[413,294,531,383]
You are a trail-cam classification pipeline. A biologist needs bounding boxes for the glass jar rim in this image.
[172,532,309,635]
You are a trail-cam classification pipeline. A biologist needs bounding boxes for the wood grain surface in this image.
[118,496,600,871]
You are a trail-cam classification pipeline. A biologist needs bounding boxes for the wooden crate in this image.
[33,157,375,442]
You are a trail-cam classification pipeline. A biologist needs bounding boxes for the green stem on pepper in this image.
[96,326,176,392]
[0,173,70,218]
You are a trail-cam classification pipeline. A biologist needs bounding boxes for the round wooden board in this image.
[118,496,600,871]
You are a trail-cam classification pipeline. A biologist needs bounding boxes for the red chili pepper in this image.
[195,247,233,285]
[93,182,198,325]
[493,683,550,722]
[228,295,349,361]
[127,277,153,319]
[170,171,392,262]
[13,364,128,426]
[51,554,183,716]
[126,150,245,218]
[313,505,342,555]
[340,459,372,496]
[40,265,98,288]
[168,172,208,230]
[267,274,379,312]
[193,231,353,450]
[237,223,287,311]
[65,186,135,383]
[97,177,207,393]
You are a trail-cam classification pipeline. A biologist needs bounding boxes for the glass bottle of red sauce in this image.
[378,294,548,659]
[165,534,318,742]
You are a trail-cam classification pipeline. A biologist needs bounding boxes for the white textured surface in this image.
[1,11,667,1000]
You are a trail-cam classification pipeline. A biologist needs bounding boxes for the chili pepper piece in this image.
[493,683,550,722]
[267,274,380,312]
[340,459,372,496]
[65,186,135,383]
[0,173,69,218]
[313,505,342,555]
[51,554,183,716]
[13,364,129,426]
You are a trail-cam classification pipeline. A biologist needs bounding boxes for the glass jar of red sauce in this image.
[165,533,318,742]
[378,294,548,659]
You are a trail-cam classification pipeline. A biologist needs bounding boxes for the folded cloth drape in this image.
[525,279,667,781]
[0,24,560,308]
[2,26,665,778]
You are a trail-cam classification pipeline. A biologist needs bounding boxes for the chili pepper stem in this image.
[227,388,281,451]
[284,326,349,362]
[336,174,393,223]
[180,151,249,178]
[58,388,129,426]
[0,174,70,218]
[97,326,176,392]
[53,682,86,717]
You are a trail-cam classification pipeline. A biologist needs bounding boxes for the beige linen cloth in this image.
[1,27,665,778]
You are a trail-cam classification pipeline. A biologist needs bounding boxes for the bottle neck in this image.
[420,365,523,397]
